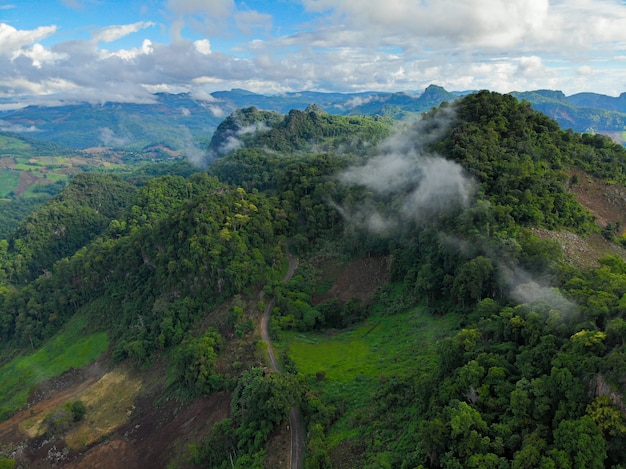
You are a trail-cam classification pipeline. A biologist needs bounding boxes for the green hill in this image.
[2,92,626,468]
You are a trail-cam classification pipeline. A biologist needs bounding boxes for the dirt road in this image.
[259,249,304,469]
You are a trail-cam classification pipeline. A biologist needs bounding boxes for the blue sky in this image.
[1,0,626,109]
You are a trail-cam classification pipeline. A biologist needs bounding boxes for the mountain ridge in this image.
[2,85,625,151]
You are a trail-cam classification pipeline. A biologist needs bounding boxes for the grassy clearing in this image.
[0,315,109,421]
[284,306,458,445]
[287,307,455,380]
[0,170,19,197]
[0,135,30,152]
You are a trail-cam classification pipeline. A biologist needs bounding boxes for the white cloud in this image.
[0,23,57,55]
[92,22,155,44]
[516,56,546,78]
[100,39,154,60]
[207,104,226,117]
[99,127,130,147]
[193,38,211,55]
[16,43,67,68]
[2,0,626,105]
[0,120,38,131]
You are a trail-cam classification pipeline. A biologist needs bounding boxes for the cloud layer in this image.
[1,0,626,107]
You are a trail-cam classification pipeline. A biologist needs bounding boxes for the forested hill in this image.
[2,91,626,468]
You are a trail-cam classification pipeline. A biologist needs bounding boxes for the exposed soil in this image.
[1,355,230,469]
[15,171,45,196]
[568,168,626,230]
[314,256,390,305]
[65,391,230,469]
[265,423,290,469]
[0,359,107,447]
[531,168,626,269]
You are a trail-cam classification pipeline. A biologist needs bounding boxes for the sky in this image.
[1,0,626,109]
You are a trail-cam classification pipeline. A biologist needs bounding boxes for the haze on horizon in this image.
[1,0,626,110]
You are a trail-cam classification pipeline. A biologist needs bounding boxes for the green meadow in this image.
[284,306,458,444]
[0,170,19,197]
[0,314,108,420]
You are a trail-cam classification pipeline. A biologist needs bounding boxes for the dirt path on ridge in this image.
[258,249,304,469]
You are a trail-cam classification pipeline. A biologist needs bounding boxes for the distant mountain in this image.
[1,85,625,151]
[568,91,626,113]
[511,90,626,142]
[0,93,224,151]
[345,85,461,118]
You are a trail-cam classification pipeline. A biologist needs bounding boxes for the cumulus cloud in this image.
[16,43,67,68]
[193,39,211,55]
[2,0,626,105]
[0,23,56,54]
[99,39,154,61]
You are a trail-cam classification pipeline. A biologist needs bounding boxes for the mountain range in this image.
[2,85,625,152]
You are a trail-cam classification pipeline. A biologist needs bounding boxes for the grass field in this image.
[0,134,30,152]
[0,170,19,197]
[0,314,109,421]
[284,306,458,445]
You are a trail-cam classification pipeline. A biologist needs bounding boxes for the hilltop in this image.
[1,92,626,468]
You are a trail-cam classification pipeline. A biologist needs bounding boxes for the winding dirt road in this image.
[259,249,304,469]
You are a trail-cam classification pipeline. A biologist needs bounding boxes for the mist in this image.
[337,106,475,233]
[503,263,577,314]
[335,104,575,316]
[99,127,130,147]
[219,123,269,154]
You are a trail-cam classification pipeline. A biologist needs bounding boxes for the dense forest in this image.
[2,91,626,468]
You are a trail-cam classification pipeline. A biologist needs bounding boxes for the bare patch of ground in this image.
[265,422,290,469]
[15,171,45,196]
[531,229,626,269]
[66,391,230,469]
[568,168,626,230]
[1,354,230,469]
[0,360,107,446]
[531,168,626,269]
[329,439,366,468]
[314,256,390,305]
